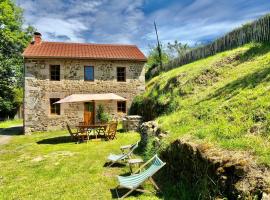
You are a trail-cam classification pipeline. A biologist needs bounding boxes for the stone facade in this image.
[24,58,145,133]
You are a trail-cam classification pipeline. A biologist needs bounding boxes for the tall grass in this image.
[131,42,270,166]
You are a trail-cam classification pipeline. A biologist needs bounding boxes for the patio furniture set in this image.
[66,121,117,143]
[106,142,166,199]
[66,123,166,199]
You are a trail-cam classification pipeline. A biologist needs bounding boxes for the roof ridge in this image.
[42,41,138,47]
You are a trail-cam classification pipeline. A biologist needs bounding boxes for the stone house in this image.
[23,32,146,134]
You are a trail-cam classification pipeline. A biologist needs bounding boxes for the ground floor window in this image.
[117,101,126,113]
[50,98,60,115]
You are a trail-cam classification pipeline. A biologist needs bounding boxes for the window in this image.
[50,98,60,115]
[84,66,94,81]
[117,101,126,113]
[50,65,60,81]
[117,67,126,82]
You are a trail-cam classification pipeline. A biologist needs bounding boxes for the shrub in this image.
[96,105,111,123]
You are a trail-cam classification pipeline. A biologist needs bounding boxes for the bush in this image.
[96,105,111,123]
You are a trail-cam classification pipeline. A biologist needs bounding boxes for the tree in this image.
[145,44,169,80]
[167,40,191,59]
[0,0,34,119]
[146,44,169,70]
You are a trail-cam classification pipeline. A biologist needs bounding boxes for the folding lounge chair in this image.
[107,142,138,167]
[115,154,166,199]
[120,141,139,153]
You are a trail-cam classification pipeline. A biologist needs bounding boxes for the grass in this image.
[0,119,23,128]
[134,42,270,166]
[0,126,161,200]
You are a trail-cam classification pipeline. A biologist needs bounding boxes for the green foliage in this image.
[0,0,34,119]
[96,105,111,123]
[134,42,270,166]
[167,40,191,59]
[145,45,169,80]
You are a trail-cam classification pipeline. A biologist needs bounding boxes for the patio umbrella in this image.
[54,93,126,104]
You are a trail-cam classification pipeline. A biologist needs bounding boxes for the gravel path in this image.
[0,135,11,145]
[0,125,23,145]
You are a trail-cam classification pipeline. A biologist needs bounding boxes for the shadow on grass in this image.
[117,128,126,133]
[37,135,109,145]
[238,42,270,63]
[103,162,126,168]
[37,136,74,144]
[0,126,23,136]
[201,66,270,102]
[110,187,156,199]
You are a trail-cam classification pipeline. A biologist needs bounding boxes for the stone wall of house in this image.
[24,58,145,133]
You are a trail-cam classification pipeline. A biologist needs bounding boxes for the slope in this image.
[132,42,270,166]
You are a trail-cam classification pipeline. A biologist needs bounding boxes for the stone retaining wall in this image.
[139,121,270,199]
[122,115,142,132]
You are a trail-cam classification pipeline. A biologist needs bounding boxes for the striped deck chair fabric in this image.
[107,142,138,167]
[116,154,166,199]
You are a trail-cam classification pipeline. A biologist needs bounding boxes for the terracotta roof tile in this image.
[23,41,147,61]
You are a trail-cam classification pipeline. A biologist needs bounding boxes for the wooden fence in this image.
[152,14,270,75]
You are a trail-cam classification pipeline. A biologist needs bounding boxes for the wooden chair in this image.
[105,122,118,140]
[66,123,88,143]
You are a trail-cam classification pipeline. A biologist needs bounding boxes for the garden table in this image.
[76,123,108,140]
[128,158,144,174]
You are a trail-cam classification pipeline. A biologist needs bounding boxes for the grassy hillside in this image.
[132,42,270,165]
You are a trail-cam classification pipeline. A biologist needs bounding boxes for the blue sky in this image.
[17,0,270,54]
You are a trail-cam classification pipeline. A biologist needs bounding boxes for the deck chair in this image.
[107,142,138,167]
[105,122,118,140]
[120,141,139,154]
[115,154,166,199]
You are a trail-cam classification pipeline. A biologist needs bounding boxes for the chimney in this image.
[33,32,42,45]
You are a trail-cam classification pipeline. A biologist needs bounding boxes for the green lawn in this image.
[0,127,160,200]
[0,119,23,128]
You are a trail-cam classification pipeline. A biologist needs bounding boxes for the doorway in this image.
[84,102,95,124]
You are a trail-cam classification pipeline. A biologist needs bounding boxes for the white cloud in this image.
[16,0,270,54]
[36,18,88,42]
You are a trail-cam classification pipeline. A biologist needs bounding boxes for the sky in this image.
[16,0,270,54]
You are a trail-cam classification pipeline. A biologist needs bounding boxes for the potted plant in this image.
[97,105,111,123]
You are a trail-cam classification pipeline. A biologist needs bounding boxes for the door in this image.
[84,102,95,124]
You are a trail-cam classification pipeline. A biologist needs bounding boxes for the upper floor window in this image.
[117,101,126,113]
[50,65,60,81]
[50,98,60,115]
[117,67,126,82]
[84,66,94,81]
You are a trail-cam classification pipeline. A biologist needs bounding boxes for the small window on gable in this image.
[50,65,60,81]
[117,67,126,82]
[84,66,94,81]
[117,101,126,113]
[50,98,60,115]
